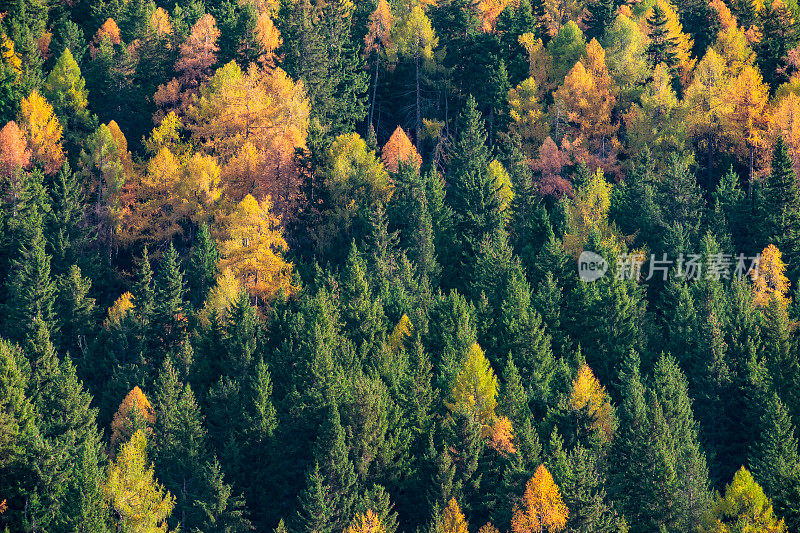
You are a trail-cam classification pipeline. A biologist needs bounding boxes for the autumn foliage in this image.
[511,465,569,533]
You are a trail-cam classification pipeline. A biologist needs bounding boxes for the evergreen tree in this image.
[4,220,56,342]
[646,3,678,70]
[152,243,187,356]
[756,137,800,279]
[188,222,220,309]
[749,394,800,531]
[585,0,617,41]
[445,97,502,290]
[314,401,358,531]
[54,264,95,358]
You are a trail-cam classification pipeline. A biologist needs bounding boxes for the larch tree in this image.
[0,121,31,178]
[448,342,499,436]
[751,244,790,310]
[381,126,421,173]
[723,65,770,192]
[346,509,385,533]
[701,467,786,532]
[553,40,617,161]
[507,76,548,156]
[219,194,293,305]
[110,386,156,452]
[105,429,175,533]
[187,61,309,208]
[511,464,569,533]
[43,48,93,148]
[18,90,64,175]
[772,93,800,177]
[440,498,469,533]
[154,14,221,118]
[569,364,615,446]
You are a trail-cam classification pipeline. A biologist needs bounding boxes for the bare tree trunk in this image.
[369,52,380,130]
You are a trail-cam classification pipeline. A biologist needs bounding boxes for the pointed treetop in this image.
[752,244,790,309]
[110,386,156,451]
[0,121,31,177]
[381,126,422,173]
[511,464,569,533]
[346,509,385,533]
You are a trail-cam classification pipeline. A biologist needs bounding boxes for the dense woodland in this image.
[4,0,800,530]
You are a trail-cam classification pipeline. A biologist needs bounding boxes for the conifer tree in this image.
[446,97,502,289]
[5,220,56,342]
[749,394,800,530]
[702,467,786,532]
[152,242,187,356]
[54,264,95,358]
[188,222,220,308]
[105,429,175,532]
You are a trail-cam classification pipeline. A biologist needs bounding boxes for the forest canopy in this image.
[3,0,800,531]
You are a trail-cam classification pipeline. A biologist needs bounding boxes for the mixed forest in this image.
[4,0,800,530]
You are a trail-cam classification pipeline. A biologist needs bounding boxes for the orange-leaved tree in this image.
[110,386,155,452]
[0,121,31,178]
[511,464,569,533]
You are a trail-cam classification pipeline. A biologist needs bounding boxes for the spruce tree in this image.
[314,401,358,531]
[153,243,187,356]
[585,0,617,41]
[54,264,96,358]
[445,96,502,290]
[5,220,56,342]
[646,3,678,70]
[188,222,219,309]
[757,137,800,279]
[749,394,800,531]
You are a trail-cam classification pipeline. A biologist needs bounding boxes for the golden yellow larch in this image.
[19,90,65,175]
[511,465,569,533]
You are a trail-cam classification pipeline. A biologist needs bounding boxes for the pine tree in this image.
[340,243,385,359]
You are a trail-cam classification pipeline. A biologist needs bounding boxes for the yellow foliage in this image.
[110,387,155,452]
[488,159,514,216]
[188,61,309,206]
[723,65,771,172]
[219,194,293,305]
[381,126,422,173]
[563,168,617,257]
[1,34,22,73]
[752,244,790,309]
[365,0,394,55]
[104,292,135,329]
[448,343,498,436]
[104,430,175,532]
[511,465,569,533]
[570,364,615,441]
[508,77,547,150]
[328,132,392,205]
[198,269,243,326]
[441,499,469,533]
[388,314,413,355]
[150,7,173,37]
[489,416,517,455]
[19,90,65,175]
[518,34,551,87]
[346,510,385,533]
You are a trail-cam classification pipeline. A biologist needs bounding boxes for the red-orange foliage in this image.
[95,18,121,45]
[531,137,570,197]
[110,386,155,452]
[0,121,31,178]
[155,14,220,118]
[381,126,422,172]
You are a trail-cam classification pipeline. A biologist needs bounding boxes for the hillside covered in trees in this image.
[4,0,800,530]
